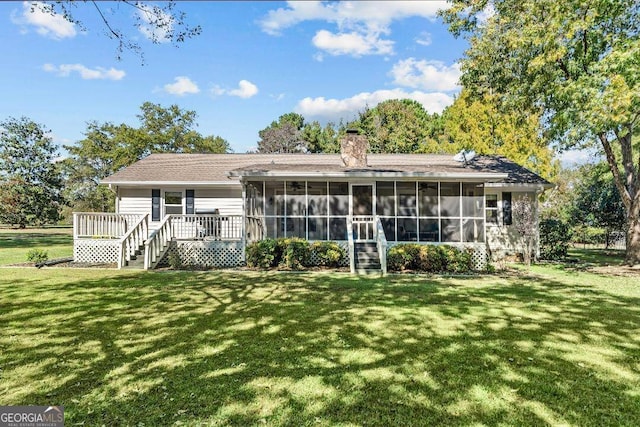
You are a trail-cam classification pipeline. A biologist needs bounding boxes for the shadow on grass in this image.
[1,270,639,426]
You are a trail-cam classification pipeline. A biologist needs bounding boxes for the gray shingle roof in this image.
[102,153,552,186]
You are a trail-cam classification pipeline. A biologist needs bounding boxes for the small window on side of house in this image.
[165,191,183,215]
[486,194,498,225]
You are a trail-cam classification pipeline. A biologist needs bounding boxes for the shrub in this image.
[387,245,414,271]
[415,245,446,272]
[387,244,474,273]
[540,219,572,260]
[448,247,474,273]
[278,238,310,270]
[26,248,48,263]
[311,241,346,267]
[246,239,279,268]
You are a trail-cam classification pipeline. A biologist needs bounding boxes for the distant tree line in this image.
[257,95,557,181]
[0,103,229,226]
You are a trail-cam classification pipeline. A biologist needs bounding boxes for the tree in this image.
[349,99,441,153]
[63,103,230,213]
[135,102,230,156]
[32,2,201,62]
[570,163,626,245]
[0,117,62,227]
[300,121,341,153]
[441,0,640,265]
[442,90,558,180]
[257,113,308,153]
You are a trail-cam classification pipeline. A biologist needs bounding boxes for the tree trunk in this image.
[626,197,640,266]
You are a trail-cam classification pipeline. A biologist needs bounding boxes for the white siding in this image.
[485,190,539,259]
[117,185,243,232]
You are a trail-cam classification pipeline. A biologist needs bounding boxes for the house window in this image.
[486,194,498,224]
[152,189,161,221]
[164,191,183,215]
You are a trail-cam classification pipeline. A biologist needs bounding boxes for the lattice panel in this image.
[159,240,244,268]
[74,239,120,264]
[385,242,487,271]
[308,241,350,267]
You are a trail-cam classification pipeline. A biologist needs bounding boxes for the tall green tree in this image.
[257,113,307,153]
[301,120,341,153]
[0,117,62,227]
[63,103,230,213]
[350,99,441,153]
[441,0,640,265]
[443,90,558,180]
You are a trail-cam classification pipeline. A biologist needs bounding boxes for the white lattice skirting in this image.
[159,240,244,268]
[74,239,120,264]
[386,242,487,270]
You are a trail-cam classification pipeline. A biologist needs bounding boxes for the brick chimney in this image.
[340,129,368,168]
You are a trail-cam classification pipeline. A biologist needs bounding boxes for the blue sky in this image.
[0,1,589,164]
[0,1,469,154]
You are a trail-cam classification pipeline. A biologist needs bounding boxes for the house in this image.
[72,133,552,272]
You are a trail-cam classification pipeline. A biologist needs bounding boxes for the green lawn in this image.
[0,227,73,265]
[1,264,638,426]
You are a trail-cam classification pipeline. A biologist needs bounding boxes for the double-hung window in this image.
[164,191,183,215]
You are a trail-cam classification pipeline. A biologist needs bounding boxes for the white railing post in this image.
[347,216,355,274]
[375,216,388,276]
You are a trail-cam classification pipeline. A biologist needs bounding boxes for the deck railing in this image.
[374,216,388,275]
[169,214,243,240]
[74,213,142,239]
[118,214,149,269]
[352,215,375,241]
[246,215,265,243]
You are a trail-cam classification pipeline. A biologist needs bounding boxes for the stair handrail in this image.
[144,214,173,270]
[347,216,355,274]
[374,215,388,275]
[117,214,149,269]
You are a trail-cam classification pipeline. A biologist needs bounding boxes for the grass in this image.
[0,227,73,265]
[1,262,639,426]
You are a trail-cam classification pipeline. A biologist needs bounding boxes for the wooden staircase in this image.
[354,242,382,274]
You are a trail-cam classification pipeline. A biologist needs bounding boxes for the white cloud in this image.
[212,80,259,99]
[390,58,461,91]
[163,76,200,96]
[295,89,454,122]
[260,1,447,57]
[11,1,76,40]
[138,3,174,42]
[43,63,125,80]
[312,30,393,57]
[415,31,432,46]
[260,1,446,35]
[559,149,602,167]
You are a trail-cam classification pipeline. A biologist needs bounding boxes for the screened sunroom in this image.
[243,180,486,244]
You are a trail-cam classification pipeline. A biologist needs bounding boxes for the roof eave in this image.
[100,180,240,187]
[230,170,509,181]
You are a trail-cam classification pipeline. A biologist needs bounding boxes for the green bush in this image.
[311,241,346,267]
[278,238,310,270]
[571,226,605,245]
[387,245,414,271]
[247,238,311,270]
[387,244,474,273]
[415,245,446,272]
[540,219,572,260]
[26,248,49,263]
[246,239,279,268]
